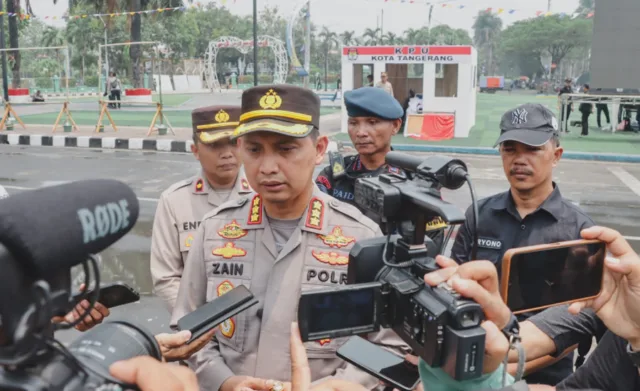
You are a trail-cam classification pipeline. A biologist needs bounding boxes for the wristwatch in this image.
[627,342,640,367]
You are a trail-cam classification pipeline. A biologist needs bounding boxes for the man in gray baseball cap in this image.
[494,103,560,147]
[451,102,594,386]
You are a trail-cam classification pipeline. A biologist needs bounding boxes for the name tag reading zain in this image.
[477,237,502,250]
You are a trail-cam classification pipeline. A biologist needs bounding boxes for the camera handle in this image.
[500,314,526,386]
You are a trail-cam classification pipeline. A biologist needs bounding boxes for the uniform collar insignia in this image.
[247,194,263,225]
[305,197,325,231]
[195,178,205,193]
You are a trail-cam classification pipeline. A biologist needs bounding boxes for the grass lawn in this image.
[46,93,194,107]
[19,106,341,128]
[332,92,640,155]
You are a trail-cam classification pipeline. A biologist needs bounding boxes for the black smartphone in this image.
[297,282,383,342]
[72,282,140,309]
[337,336,420,391]
[177,285,258,344]
[501,240,606,314]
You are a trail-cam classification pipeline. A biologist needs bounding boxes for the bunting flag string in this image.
[0,0,594,21]
[380,0,594,19]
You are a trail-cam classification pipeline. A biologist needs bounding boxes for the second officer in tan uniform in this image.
[171,85,409,391]
[151,105,252,313]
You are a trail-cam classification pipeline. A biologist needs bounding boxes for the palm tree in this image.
[403,27,429,45]
[318,27,338,91]
[382,32,400,45]
[340,31,356,46]
[41,27,66,65]
[363,28,381,46]
[473,11,503,75]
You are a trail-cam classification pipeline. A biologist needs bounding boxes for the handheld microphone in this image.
[0,179,139,276]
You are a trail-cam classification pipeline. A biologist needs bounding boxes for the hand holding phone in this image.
[501,239,606,314]
[337,336,420,391]
[177,285,258,344]
[72,282,140,309]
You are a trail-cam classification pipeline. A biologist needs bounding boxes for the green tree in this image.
[340,30,356,46]
[402,27,429,45]
[41,26,65,66]
[473,10,503,75]
[362,28,381,45]
[382,32,400,45]
[318,26,337,90]
[576,0,595,15]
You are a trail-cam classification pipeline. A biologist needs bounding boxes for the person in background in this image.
[375,72,394,96]
[366,74,374,87]
[451,103,595,386]
[108,71,122,109]
[151,105,252,314]
[596,99,610,130]
[557,78,573,133]
[578,84,593,137]
[31,90,44,103]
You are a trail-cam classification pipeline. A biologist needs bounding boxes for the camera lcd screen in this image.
[506,242,606,313]
[306,288,376,334]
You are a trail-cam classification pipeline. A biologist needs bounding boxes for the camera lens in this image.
[67,320,161,381]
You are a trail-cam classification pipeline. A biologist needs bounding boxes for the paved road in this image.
[2,145,640,342]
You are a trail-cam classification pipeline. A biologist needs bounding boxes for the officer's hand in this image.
[155,328,217,362]
[424,256,511,374]
[569,226,640,350]
[110,356,198,391]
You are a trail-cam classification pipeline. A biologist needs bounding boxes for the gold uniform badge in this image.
[248,195,263,225]
[215,109,230,123]
[212,242,247,259]
[317,227,355,249]
[311,250,349,266]
[218,220,248,240]
[184,234,194,248]
[259,89,282,110]
[217,280,236,338]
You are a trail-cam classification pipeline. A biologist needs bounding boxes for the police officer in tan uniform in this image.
[152,105,252,313]
[171,85,409,391]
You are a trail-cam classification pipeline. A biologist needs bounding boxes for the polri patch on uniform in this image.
[305,197,324,230]
[241,178,250,191]
[217,280,236,338]
[195,178,204,193]
[184,234,194,248]
[218,220,248,239]
[318,339,331,346]
[477,237,503,250]
[317,226,355,249]
[312,250,348,266]
[248,195,263,225]
[212,242,247,259]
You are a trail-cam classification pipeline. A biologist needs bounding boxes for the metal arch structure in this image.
[204,36,289,92]
[286,0,310,77]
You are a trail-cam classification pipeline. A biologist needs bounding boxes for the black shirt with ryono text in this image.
[451,184,595,386]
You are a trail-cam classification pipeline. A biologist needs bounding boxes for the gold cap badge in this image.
[215,109,230,123]
[259,89,282,110]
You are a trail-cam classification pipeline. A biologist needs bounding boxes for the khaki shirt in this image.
[171,186,410,391]
[151,170,253,312]
[375,81,394,96]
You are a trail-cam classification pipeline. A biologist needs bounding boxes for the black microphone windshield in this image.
[0,180,139,276]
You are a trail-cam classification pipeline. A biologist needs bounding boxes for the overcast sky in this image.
[41,0,581,36]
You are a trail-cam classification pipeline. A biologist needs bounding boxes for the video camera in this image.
[298,153,485,381]
[0,180,161,391]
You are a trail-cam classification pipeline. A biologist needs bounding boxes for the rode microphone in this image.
[0,179,139,277]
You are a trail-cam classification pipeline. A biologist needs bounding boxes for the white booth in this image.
[340,45,478,140]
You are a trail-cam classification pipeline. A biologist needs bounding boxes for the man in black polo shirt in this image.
[450,103,594,386]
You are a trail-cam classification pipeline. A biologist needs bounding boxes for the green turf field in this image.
[58,93,194,107]
[18,106,340,128]
[332,92,640,155]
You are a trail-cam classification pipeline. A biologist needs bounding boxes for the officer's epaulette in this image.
[164,177,194,195]
[327,198,379,234]
[202,193,252,222]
